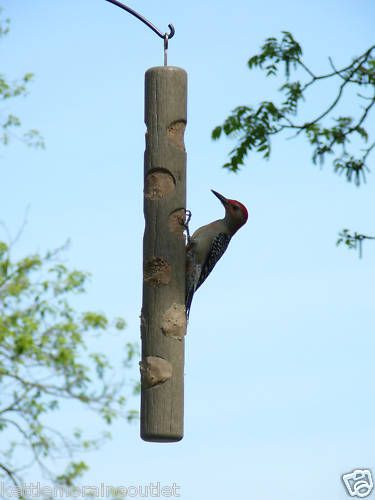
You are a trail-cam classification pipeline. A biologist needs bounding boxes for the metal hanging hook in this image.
[164,34,169,66]
[105,0,175,65]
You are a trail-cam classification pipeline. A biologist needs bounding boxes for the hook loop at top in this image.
[167,24,175,39]
[106,0,175,40]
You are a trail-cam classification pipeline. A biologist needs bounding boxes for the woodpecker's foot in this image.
[185,209,192,225]
[184,209,192,243]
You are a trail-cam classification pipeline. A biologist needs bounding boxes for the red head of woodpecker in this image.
[185,189,248,318]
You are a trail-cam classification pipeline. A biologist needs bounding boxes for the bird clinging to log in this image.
[185,190,248,318]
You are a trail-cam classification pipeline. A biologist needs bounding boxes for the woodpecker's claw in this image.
[185,209,192,225]
[184,209,192,243]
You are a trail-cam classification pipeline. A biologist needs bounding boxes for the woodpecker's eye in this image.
[232,205,239,211]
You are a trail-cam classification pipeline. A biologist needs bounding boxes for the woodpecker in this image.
[185,189,248,318]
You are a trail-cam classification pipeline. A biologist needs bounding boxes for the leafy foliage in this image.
[0,10,44,148]
[213,31,375,185]
[0,241,138,497]
[337,229,375,258]
[0,6,139,497]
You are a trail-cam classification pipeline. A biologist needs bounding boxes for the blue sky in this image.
[2,0,375,499]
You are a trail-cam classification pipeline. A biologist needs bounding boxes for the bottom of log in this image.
[141,431,183,443]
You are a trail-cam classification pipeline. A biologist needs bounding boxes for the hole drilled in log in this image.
[161,303,186,339]
[168,208,186,239]
[144,169,175,200]
[167,120,186,151]
[140,356,173,388]
[144,257,171,286]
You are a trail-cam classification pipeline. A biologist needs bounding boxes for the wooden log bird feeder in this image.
[106,0,187,442]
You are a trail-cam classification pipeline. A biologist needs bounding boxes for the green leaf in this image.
[211,125,222,140]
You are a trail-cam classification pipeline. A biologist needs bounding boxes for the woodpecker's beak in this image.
[211,189,228,207]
